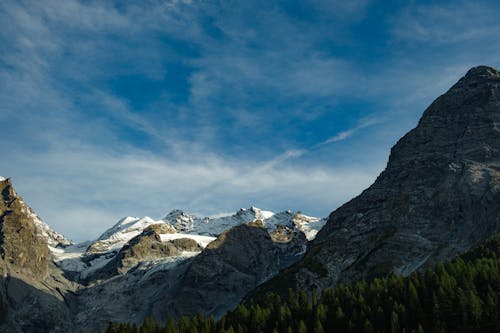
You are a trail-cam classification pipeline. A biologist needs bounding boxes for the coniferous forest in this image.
[101,235,500,333]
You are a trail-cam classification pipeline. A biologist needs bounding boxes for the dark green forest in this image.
[102,235,500,333]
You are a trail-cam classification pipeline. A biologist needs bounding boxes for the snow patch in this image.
[140,251,200,281]
[51,206,327,281]
[89,216,173,254]
[50,242,90,272]
[159,233,216,248]
[17,198,72,247]
[292,214,328,241]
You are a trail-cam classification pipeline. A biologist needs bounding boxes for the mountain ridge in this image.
[260,65,500,294]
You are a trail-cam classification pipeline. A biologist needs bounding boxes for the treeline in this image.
[101,235,500,333]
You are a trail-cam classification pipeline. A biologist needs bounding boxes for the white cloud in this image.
[5,0,497,244]
[391,1,500,45]
[315,116,383,146]
[6,144,379,241]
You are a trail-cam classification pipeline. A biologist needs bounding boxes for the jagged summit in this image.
[464,65,500,79]
[448,65,500,94]
[0,177,50,278]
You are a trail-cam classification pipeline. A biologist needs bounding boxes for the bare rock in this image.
[270,65,500,292]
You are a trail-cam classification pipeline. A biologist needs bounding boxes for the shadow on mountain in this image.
[0,275,72,333]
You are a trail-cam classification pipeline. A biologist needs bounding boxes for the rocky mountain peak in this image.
[445,65,500,97]
[0,178,50,278]
[383,64,500,182]
[463,65,500,80]
[266,65,500,292]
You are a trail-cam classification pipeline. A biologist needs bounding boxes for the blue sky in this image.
[1,0,500,241]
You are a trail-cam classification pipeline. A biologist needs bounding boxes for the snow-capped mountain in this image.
[162,206,326,239]
[84,206,325,257]
[49,206,325,280]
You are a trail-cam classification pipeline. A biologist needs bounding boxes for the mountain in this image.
[66,208,319,331]
[263,65,500,294]
[0,178,76,332]
[134,234,500,333]
[51,206,325,282]
[0,177,324,332]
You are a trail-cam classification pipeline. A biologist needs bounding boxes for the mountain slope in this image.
[0,178,76,332]
[268,65,500,292]
[120,233,500,333]
[71,222,309,331]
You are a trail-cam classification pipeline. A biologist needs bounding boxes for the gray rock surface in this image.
[168,224,291,318]
[0,178,77,333]
[270,65,500,292]
[72,222,306,332]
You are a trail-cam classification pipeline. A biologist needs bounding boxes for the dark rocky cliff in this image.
[266,65,500,292]
[0,178,76,332]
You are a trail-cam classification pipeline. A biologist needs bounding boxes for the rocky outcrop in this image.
[0,178,49,279]
[270,66,500,292]
[88,225,202,281]
[161,222,306,319]
[0,178,76,332]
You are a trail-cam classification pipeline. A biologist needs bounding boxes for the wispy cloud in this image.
[6,144,378,241]
[391,1,500,46]
[317,117,381,146]
[2,0,499,242]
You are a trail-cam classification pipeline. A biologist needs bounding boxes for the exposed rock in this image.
[170,237,202,252]
[270,65,500,292]
[248,219,265,228]
[0,178,76,332]
[166,224,289,318]
[146,223,176,234]
[88,226,202,281]
[270,225,296,243]
[71,222,309,332]
[0,178,49,279]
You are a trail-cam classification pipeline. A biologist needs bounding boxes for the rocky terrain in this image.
[0,177,324,332]
[0,178,76,332]
[263,65,500,293]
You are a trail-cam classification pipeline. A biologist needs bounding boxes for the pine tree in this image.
[164,316,177,333]
[297,320,307,333]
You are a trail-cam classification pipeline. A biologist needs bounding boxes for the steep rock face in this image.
[0,178,49,278]
[275,66,500,291]
[165,223,302,318]
[0,179,75,332]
